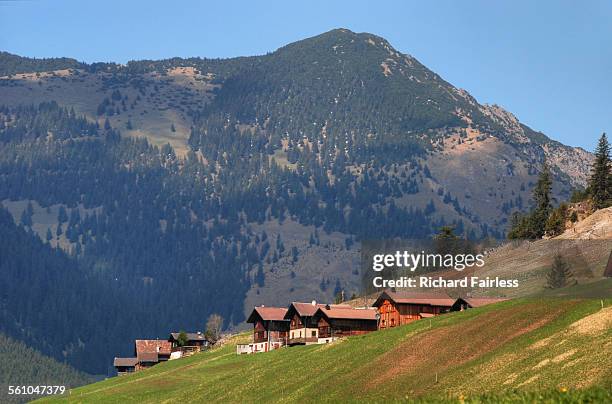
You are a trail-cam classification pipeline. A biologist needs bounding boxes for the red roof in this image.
[289,302,352,317]
[315,306,378,321]
[135,339,172,357]
[137,352,159,363]
[247,306,288,323]
[373,290,456,307]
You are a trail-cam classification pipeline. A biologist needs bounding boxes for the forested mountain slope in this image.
[0,333,94,404]
[0,29,595,375]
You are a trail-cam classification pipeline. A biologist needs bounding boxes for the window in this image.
[311,330,316,337]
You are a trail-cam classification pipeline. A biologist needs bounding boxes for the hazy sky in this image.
[1,0,610,150]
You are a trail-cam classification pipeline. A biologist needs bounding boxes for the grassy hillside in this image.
[0,333,94,404]
[38,299,611,403]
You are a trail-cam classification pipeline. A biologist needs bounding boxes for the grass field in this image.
[37,298,611,403]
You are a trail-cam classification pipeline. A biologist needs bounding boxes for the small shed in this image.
[113,357,137,375]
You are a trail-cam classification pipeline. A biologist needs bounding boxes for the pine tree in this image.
[508,161,553,239]
[589,133,611,209]
[546,254,573,289]
[57,206,68,224]
[530,161,553,238]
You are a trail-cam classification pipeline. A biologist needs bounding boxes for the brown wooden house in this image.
[373,290,455,329]
[241,306,290,353]
[313,305,378,342]
[284,302,353,345]
[451,297,507,311]
[134,339,172,370]
[168,332,210,354]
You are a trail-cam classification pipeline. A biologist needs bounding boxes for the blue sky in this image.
[1,0,610,150]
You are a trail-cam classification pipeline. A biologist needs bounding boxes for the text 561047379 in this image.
[7,385,66,396]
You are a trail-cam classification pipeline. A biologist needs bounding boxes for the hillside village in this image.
[113,289,506,374]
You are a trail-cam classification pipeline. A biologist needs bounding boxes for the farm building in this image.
[168,331,210,355]
[313,305,378,343]
[134,339,172,369]
[373,290,455,329]
[237,306,290,354]
[113,357,137,375]
[284,301,347,345]
[114,339,173,374]
[451,297,508,311]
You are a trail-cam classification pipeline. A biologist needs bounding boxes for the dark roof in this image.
[285,302,352,319]
[169,332,208,342]
[372,290,455,308]
[113,357,138,367]
[315,306,378,321]
[135,339,172,356]
[246,306,289,323]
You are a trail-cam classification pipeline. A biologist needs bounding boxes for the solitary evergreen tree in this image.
[589,133,611,209]
[508,162,553,239]
[531,161,553,238]
[255,263,265,287]
[546,254,573,289]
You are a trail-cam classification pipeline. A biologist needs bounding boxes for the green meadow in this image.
[38,298,611,403]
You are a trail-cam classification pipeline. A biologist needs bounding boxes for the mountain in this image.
[0,29,595,374]
[37,299,612,403]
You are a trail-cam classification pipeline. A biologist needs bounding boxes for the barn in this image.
[313,305,378,343]
[372,290,455,329]
[240,306,289,353]
[284,301,354,345]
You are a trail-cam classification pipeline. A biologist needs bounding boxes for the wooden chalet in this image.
[168,331,210,355]
[134,339,172,370]
[113,357,137,375]
[451,297,508,311]
[284,301,353,345]
[238,306,290,354]
[313,305,378,343]
[372,290,455,329]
